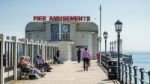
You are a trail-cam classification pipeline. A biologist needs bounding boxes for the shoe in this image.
[41,73,46,77]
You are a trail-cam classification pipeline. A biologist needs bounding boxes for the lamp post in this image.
[115,20,122,81]
[103,31,108,54]
[120,39,122,54]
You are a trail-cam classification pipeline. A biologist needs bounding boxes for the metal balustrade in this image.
[100,52,150,84]
[120,62,150,84]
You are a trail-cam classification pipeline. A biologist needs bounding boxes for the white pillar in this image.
[31,39,34,66]
[68,44,71,61]
[0,34,4,84]
[11,36,17,80]
[37,41,39,55]
[51,45,54,65]
[23,38,28,57]
[45,42,47,62]
[25,39,28,57]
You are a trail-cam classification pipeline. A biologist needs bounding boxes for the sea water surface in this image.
[127,52,150,71]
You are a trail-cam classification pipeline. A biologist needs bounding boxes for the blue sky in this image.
[0,0,150,51]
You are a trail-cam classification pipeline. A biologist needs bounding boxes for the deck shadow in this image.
[102,79,109,81]
[96,80,113,84]
[76,70,85,72]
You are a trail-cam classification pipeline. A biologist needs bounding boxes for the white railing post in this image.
[31,39,34,66]
[11,36,17,80]
[51,45,54,65]
[37,41,39,55]
[45,41,47,62]
[0,34,4,84]
[25,39,28,57]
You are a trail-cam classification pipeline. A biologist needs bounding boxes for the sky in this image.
[0,0,150,51]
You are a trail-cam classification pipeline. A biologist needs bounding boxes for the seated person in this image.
[35,55,52,72]
[20,56,45,78]
[53,56,64,64]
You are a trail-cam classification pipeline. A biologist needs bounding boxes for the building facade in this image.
[25,20,98,61]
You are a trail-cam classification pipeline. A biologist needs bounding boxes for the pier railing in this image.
[120,62,150,84]
[100,52,150,84]
[0,34,59,84]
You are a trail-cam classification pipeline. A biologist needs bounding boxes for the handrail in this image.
[100,53,150,84]
[120,62,150,84]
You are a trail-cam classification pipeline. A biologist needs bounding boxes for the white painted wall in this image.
[56,42,74,61]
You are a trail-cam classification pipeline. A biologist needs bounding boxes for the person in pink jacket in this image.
[82,48,91,71]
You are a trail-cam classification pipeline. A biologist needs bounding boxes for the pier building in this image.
[25,16,98,61]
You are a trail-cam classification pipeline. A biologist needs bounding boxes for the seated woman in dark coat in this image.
[35,55,52,72]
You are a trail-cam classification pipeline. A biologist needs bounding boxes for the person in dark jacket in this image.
[77,48,81,63]
[56,50,60,57]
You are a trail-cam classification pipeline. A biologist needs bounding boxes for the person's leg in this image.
[79,56,80,63]
[77,56,80,63]
[85,58,89,71]
[44,63,50,72]
[83,58,86,70]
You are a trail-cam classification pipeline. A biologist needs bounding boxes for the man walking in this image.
[82,48,91,71]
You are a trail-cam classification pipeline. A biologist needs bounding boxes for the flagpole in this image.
[99,5,102,63]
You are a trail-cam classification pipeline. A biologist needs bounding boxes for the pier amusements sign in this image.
[33,16,90,22]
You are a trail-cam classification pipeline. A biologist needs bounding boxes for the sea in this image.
[125,51,150,71]
[124,51,150,83]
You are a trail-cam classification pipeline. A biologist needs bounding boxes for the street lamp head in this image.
[115,20,122,34]
[103,31,108,39]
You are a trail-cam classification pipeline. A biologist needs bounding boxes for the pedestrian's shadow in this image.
[102,79,109,81]
[73,62,78,64]
[76,70,85,72]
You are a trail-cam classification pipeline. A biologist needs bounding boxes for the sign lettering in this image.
[33,16,90,22]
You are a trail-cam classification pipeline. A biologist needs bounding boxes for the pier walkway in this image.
[7,60,117,84]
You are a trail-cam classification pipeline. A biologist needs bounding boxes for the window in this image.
[61,24,70,41]
[28,33,32,39]
[51,24,59,41]
[51,24,70,41]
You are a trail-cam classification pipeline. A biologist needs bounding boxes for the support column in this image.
[0,34,4,84]
[23,38,28,57]
[37,41,39,55]
[11,36,17,80]
[51,45,54,65]
[31,39,34,66]
[45,42,47,62]
[25,39,28,57]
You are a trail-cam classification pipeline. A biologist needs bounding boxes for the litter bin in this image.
[107,60,117,79]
